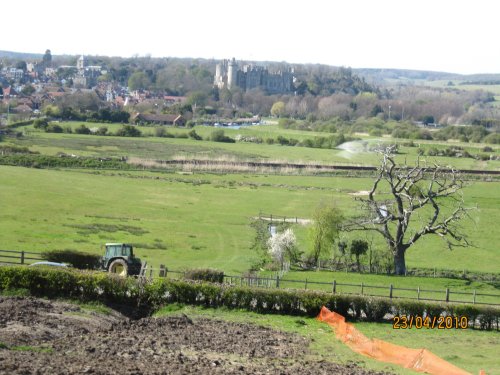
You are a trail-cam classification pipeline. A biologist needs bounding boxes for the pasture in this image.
[15,124,500,171]
[1,164,499,276]
[1,121,499,374]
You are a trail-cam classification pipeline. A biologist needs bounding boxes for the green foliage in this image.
[210,129,235,143]
[350,239,369,271]
[309,203,344,267]
[45,123,63,133]
[0,266,498,329]
[33,118,49,129]
[184,268,224,283]
[115,125,142,137]
[0,154,129,169]
[0,145,36,155]
[128,71,151,90]
[188,129,202,140]
[75,124,91,134]
[42,249,101,269]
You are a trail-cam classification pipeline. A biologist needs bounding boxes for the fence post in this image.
[21,251,25,265]
[389,284,393,299]
[270,214,273,222]
[276,275,280,288]
[361,282,364,295]
[445,288,450,303]
[295,217,298,224]
[332,280,336,294]
[417,287,420,300]
[472,290,476,305]
[159,264,166,277]
[305,279,308,290]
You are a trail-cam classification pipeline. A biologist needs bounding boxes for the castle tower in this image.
[77,55,87,70]
[227,58,237,90]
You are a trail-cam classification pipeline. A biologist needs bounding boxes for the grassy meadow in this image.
[1,121,499,374]
[15,124,500,170]
[1,164,499,277]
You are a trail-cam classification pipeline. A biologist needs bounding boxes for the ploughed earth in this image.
[0,297,390,375]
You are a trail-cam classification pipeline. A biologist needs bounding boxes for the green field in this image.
[13,124,500,171]
[2,121,499,374]
[1,165,499,278]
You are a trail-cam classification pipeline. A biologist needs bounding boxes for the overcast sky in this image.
[3,0,498,74]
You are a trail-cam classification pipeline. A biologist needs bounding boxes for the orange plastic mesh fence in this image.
[317,306,484,375]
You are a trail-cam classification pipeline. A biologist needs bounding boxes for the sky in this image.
[2,0,498,74]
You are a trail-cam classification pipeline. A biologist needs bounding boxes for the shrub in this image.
[46,124,63,133]
[115,125,142,137]
[33,118,49,129]
[41,249,101,270]
[210,129,235,143]
[184,268,224,283]
[188,130,202,140]
[75,124,91,134]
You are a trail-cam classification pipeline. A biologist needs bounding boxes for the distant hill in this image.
[2,49,500,86]
[354,68,500,84]
[0,50,43,60]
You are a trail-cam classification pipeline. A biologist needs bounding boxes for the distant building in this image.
[73,55,103,88]
[214,58,294,94]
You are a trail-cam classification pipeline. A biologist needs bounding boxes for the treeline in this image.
[280,117,500,144]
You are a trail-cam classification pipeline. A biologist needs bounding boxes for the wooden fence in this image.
[1,250,498,306]
[0,249,44,265]
[150,268,500,306]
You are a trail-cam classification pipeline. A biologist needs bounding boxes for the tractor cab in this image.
[102,243,141,276]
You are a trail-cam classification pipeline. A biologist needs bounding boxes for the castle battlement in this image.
[214,58,294,94]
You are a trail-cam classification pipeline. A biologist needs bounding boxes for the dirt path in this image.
[0,296,390,374]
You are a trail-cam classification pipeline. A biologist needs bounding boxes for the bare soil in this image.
[0,296,390,375]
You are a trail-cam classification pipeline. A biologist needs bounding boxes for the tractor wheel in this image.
[108,259,128,277]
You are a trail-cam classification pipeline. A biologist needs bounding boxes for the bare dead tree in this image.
[344,146,475,275]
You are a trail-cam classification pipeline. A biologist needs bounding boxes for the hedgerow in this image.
[0,266,498,330]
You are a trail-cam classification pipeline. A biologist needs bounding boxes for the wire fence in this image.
[146,266,500,306]
[2,250,499,306]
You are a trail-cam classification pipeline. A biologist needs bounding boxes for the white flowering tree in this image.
[267,228,298,270]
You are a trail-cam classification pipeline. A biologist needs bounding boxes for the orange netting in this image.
[317,306,484,375]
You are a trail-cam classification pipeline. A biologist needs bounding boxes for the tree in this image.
[42,49,52,67]
[345,147,473,275]
[21,84,35,96]
[128,71,151,90]
[309,204,343,267]
[270,101,286,118]
[349,239,368,271]
[267,228,298,270]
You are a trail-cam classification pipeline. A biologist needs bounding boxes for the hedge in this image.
[42,249,102,270]
[184,268,224,283]
[0,266,498,330]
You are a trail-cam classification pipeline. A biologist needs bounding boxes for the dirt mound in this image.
[0,296,389,375]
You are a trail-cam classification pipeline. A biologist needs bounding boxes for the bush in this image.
[184,268,224,283]
[210,129,235,143]
[188,129,202,140]
[75,124,91,134]
[33,118,49,129]
[41,249,101,270]
[115,125,142,137]
[46,124,64,133]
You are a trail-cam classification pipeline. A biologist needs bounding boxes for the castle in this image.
[214,58,294,94]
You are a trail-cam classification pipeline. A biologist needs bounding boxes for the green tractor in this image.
[102,243,142,277]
